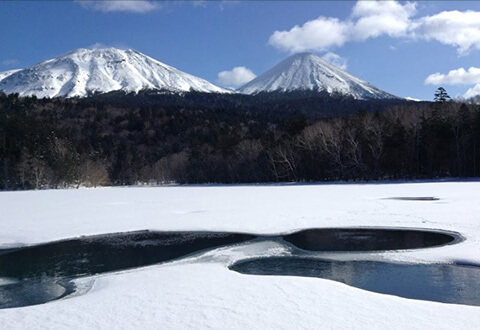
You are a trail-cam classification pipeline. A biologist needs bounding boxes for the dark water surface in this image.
[0,231,256,280]
[385,197,440,201]
[0,231,255,309]
[0,227,469,309]
[230,257,480,306]
[0,279,75,309]
[283,228,457,252]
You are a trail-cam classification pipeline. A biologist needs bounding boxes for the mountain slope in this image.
[0,48,229,98]
[238,53,397,99]
[0,69,21,82]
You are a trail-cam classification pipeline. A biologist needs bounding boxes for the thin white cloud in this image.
[425,67,480,85]
[192,1,208,8]
[321,52,347,70]
[189,1,239,10]
[268,1,480,55]
[88,42,131,50]
[217,67,256,89]
[1,59,19,67]
[78,0,159,14]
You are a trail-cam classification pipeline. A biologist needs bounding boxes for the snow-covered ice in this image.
[1,181,480,328]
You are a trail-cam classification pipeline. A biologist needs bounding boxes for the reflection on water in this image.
[230,257,480,306]
[0,228,468,309]
[283,228,457,252]
[0,279,74,309]
[0,231,255,309]
[0,277,19,286]
[0,231,256,280]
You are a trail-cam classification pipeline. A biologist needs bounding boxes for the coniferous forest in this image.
[1,91,479,190]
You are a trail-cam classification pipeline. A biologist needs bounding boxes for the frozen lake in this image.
[1,182,480,329]
[0,227,468,308]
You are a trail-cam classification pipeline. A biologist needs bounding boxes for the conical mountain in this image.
[0,48,229,98]
[238,53,397,99]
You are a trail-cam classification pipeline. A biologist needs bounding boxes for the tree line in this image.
[0,92,479,190]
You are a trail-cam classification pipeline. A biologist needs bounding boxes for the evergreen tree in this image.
[434,87,451,102]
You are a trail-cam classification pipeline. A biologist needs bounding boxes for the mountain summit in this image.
[238,53,397,99]
[0,48,229,98]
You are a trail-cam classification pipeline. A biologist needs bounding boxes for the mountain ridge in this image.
[0,69,21,82]
[0,49,399,100]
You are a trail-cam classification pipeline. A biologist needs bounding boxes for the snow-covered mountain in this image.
[238,53,397,99]
[0,48,229,98]
[0,69,21,82]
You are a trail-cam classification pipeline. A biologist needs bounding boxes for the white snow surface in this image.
[0,69,21,82]
[238,53,398,99]
[1,181,480,328]
[0,48,229,98]
[406,96,421,102]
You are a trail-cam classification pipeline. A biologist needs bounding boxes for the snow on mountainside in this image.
[238,53,398,99]
[0,48,229,98]
[0,69,21,82]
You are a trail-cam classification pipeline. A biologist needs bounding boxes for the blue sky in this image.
[1,1,480,100]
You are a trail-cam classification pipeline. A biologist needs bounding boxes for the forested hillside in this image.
[1,92,479,190]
